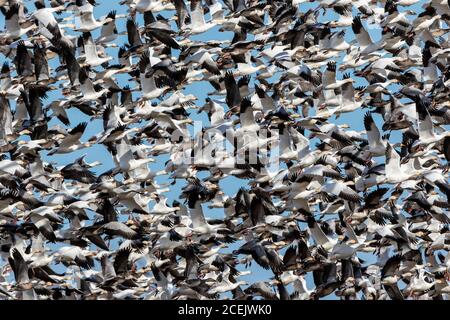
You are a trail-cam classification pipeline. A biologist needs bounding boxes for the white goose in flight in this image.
[364,112,387,157]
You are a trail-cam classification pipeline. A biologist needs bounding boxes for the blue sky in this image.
[0,0,432,299]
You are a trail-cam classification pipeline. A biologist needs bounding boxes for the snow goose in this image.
[73,0,108,32]
[381,254,404,300]
[385,143,422,184]
[186,0,216,35]
[364,112,387,157]
[80,32,112,67]
[48,122,91,155]
[0,4,37,40]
